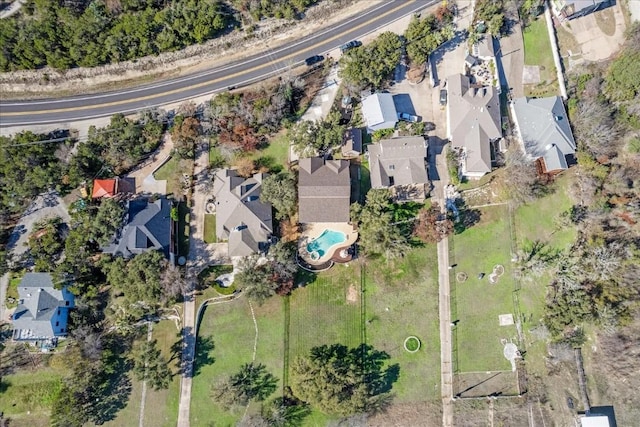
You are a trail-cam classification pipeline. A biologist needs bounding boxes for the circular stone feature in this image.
[456,272,468,283]
[403,336,421,353]
[493,265,505,276]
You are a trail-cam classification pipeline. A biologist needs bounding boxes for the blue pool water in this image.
[306,229,347,258]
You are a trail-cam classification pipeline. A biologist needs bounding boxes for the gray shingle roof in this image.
[362,93,398,131]
[368,137,428,188]
[542,144,569,172]
[512,96,576,168]
[298,158,351,223]
[103,198,172,259]
[212,169,273,257]
[447,74,501,175]
[12,273,75,340]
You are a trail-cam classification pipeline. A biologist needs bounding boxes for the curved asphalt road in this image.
[0,0,437,127]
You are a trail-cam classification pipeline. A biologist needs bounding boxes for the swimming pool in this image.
[306,229,347,259]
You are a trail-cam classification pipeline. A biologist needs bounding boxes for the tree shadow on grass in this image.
[193,335,215,377]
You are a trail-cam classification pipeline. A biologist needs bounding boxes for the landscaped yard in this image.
[190,296,284,425]
[177,201,190,257]
[451,205,518,373]
[203,213,217,244]
[522,17,559,97]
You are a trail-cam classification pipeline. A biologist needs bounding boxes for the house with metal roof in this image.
[446,74,502,178]
[12,273,75,343]
[368,136,429,201]
[212,169,273,257]
[298,158,351,224]
[362,93,398,132]
[103,197,175,263]
[511,96,576,174]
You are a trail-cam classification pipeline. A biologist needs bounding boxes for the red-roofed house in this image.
[92,178,135,199]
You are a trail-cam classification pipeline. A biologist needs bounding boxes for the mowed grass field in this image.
[522,16,559,97]
[451,205,518,373]
[103,320,182,427]
[365,244,441,402]
[190,296,284,426]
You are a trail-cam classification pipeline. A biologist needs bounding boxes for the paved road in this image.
[0,0,435,127]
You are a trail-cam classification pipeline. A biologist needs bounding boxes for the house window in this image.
[56,321,59,326]
[57,309,60,315]
[65,301,70,306]
[389,164,395,170]
[389,176,395,186]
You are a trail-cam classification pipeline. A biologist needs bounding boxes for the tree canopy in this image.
[350,189,411,260]
[404,12,454,66]
[212,362,278,409]
[290,344,398,416]
[260,171,298,220]
[339,31,402,89]
[289,111,345,157]
[0,0,231,71]
[132,338,173,390]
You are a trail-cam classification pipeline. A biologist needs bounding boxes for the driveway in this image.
[5,191,71,259]
[126,133,174,194]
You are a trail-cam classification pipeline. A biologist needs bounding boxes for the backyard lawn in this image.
[190,296,284,425]
[451,205,518,373]
[365,245,442,402]
[0,366,65,427]
[522,17,559,97]
[203,214,217,244]
[153,156,179,195]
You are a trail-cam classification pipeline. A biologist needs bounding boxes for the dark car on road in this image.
[439,89,448,106]
[305,55,324,66]
[340,40,362,52]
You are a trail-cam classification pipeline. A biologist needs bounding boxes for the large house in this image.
[552,0,612,20]
[446,74,501,179]
[368,136,429,200]
[212,169,273,257]
[103,197,175,263]
[12,273,75,343]
[511,96,576,174]
[362,93,398,132]
[298,157,351,224]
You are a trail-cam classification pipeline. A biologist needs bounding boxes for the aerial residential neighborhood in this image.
[0,1,639,427]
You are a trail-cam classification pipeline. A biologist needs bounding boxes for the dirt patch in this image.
[368,401,442,427]
[454,371,519,398]
[595,7,616,36]
[346,284,358,304]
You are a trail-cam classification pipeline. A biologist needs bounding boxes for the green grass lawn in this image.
[249,131,290,171]
[288,267,363,360]
[190,296,284,426]
[523,16,559,97]
[153,156,179,195]
[451,205,518,373]
[6,272,22,308]
[203,214,217,244]
[365,245,442,402]
[0,366,65,426]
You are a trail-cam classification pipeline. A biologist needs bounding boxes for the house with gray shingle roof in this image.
[368,136,429,201]
[212,169,273,257]
[446,74,502,178]
[341,128,362,158]
[511,96,576,174]
[12,273,75,342]
[103,197,175,263]
[298,158,351,224]
[362,93,398,132]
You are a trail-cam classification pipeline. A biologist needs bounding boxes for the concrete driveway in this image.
[561,1,626,61]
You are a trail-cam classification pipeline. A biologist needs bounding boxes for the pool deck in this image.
[298,222,358,266]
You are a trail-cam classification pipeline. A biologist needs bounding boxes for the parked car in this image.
[397,112,420,122]
[439,89,448,106]
[305,55,324,66]
[340,40,362,52]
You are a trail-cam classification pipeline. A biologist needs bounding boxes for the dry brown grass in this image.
[368,401,442,427]
[595,8,616,37]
